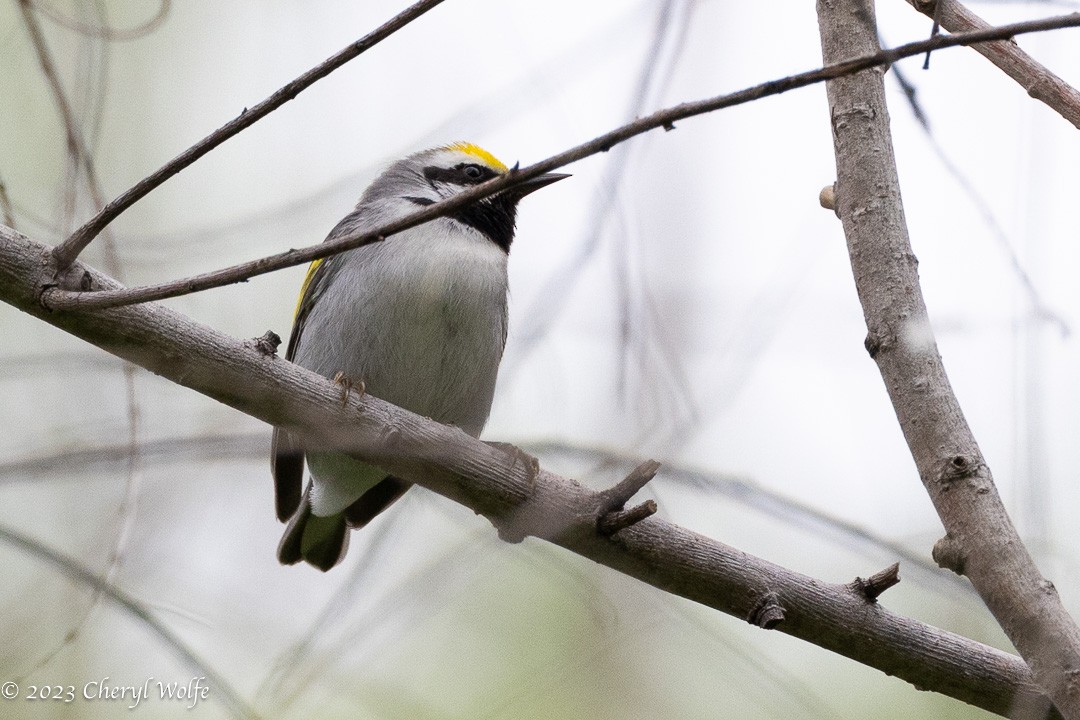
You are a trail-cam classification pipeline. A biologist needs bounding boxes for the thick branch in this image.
[38,11,1080,311]
[0,225,1062,719]
[904,0,1080,129]
[818,1,1080,717]
[50,0,447,270]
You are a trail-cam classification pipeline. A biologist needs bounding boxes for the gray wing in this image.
[270,206,391,524]
[270,212,361,522]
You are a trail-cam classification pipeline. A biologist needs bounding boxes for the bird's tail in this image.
[277,485,349,572]
[276,478,412,571]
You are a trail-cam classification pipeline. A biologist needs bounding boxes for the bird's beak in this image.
[505,172,570,199]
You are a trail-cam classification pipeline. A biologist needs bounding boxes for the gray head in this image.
[359,142,567,252]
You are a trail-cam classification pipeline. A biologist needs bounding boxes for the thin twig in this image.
[850,562,902,602]
[39,11,1080,311]
[904,0,1080,129]
[525,440,976,596]
[598,459,662,514]
[922,0,944,69]
[0,524,260,720]
[50,0,447,271]
[886,49,1070,336]
[0,175,16,230]
[0,432,267,482]
[18,0,120,276]
[598,500,658,535]
[507,0,687,371]
[921,128,1071,337]
[33,0,171,41]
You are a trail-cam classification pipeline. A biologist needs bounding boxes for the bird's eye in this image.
[462,164,484,180]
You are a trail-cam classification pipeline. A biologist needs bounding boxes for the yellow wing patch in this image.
[295,258,323,319]
[445,142,508,173]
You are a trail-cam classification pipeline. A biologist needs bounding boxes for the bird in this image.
[271,142,567,571]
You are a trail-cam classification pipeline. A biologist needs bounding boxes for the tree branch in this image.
[817,1,1080,717]
[49,0,447,271]
[0,224,1064,719]
[37,11,1080,311]
[904,0,1080,129]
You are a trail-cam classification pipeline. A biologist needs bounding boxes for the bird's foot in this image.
[486,441,540,494]
[332,372,366,407]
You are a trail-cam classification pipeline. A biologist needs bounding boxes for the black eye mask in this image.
[423,162,499,187]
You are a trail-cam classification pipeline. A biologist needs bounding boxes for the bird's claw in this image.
[486,441,540,494]
[332,372,365,407]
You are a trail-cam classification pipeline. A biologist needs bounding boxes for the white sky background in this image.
[1,0,1079,718]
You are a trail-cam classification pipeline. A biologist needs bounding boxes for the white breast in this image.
[295,218,510,437]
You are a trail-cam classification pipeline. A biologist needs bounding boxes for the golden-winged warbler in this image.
[272,142,567,571]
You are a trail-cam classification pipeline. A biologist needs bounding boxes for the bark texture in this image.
[817,1,1080,716]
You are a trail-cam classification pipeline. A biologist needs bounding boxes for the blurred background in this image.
[1,0,1079,717]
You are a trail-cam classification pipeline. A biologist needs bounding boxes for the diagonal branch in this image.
[33,0,171,42]
[37,10,1080,312]
[817,1,1080,717]
[0,223,1064,720]
[903,0,1080,129]
[0,523,260,720]
[50,0,447,271]
[18,0,120,274]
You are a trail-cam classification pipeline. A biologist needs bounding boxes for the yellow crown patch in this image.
[445,142,509,173]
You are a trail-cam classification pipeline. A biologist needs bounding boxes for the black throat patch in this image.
[450,195,518,253]
[419,163,518,253]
